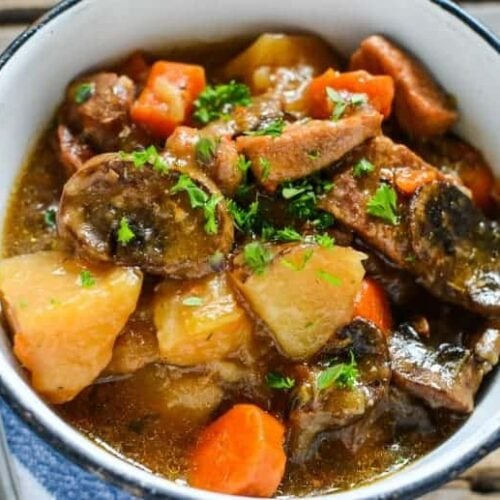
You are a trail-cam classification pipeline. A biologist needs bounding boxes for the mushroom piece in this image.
[58,153,234,278]
[288,319,390,462]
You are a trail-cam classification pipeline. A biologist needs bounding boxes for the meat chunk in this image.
[288,319,390,462]
[166,126,243,197]
[236,109,383,191]
[0,251,142,403]
[319,136,499,315]
[388,323,498,413]
[350,35,457,137]
[62,72,136,151]
[58,153,234,278]
[56,124,94,176]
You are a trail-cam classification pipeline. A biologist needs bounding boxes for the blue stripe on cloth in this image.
[0,399,132,500]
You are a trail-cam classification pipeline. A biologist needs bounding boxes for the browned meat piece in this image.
[56,124,94,176]
[58,153,234,278]
[388,322,499,413]
[62,72,136,151]
[350,35,457,137]
[237,109,383,191]
[319,136,500,315]
[166,126,243,197]
[288,319,390,462]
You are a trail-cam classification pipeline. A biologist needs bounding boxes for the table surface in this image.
[0,1,499,499]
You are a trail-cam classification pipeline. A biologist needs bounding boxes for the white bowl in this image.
[0,0,498,498]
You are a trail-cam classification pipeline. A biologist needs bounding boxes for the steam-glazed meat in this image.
[288,320,390,462]
[319,136,500,315]
[350,35,457,137]
[62,72,137,151]
[58,153,234,278]
[237,109,383,191]
[56,124,94,176]
[388,322,500,413]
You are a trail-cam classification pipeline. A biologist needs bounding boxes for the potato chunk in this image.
[154,273,252,366]
[230,244,366,359]
[0,251,142,403]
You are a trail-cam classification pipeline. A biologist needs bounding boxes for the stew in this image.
[1,33,499,497]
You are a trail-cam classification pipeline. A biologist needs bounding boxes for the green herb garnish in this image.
[307,149,321,161]
[243,241,273,275]
[314,233,335,248]
[282,248,314,271]
[366,184,399,225]
[316,351,359,390]
[259,157,272,181]
[353,158,375,178]
[117,217,136,245]
[203,195,222,235]
[245,118,285,137]
[74,82,95,104]
[266,372,295,390]
[228,200,260,234]
[120,145,169,174]
[182,296,204,307]
[316,269,342,286]
[195,137,218,165]
[193,81,252,124]
[43,208,57,228]
[273,227,303,242]
[326,87,368,121]
[79,270,96,288]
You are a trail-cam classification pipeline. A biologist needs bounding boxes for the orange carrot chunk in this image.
[131,61,206,138]
[353,277,392,334]
[307,68,394,119]
[394,166,439,196]
[188,404,286,497]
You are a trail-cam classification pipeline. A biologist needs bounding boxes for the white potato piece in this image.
[0,251,142,403]
[230,243,366,359]
[154,273,253,366]
[224,33,339,93]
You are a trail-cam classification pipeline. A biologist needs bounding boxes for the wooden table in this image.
[0,1,499,499]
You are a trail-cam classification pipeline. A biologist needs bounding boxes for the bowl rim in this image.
[0,0,499,498]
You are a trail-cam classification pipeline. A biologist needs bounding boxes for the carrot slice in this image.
[394,166,439,196]
[307,68,394,119]
[353,278,392,334]
[131,61,206,138]
[188,404,286,497]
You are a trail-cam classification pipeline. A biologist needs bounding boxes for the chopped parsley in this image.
[353,158,375,178]
[18,299,28,309]
[366,184,399,225]
[259,157,272,181]
[43,208,57,228]
[79,270,96,288]
[266,372,295,390]
[120,145,169,174]
[282,248,314,271]
[307,149,321,161]
[195,137,218,165]
[49,298,61,306]
[245,118,285,137]
[171,174,221,235]
[74,82,95,104]
[316,351,359,391]
[182,296,204,307]
[314,233,335,248]
[117,217,136,245]
[227,200,260,234]
[273,227,303,242]
[316,269,342,286]
[237,154,252,175]
[243,241,273,275]
[193,81,252,124]
[326,87,368,121]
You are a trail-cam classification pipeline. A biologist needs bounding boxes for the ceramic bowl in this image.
[0,0,498,498]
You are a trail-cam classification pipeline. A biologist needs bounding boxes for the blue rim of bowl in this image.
[0,0,499,498]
